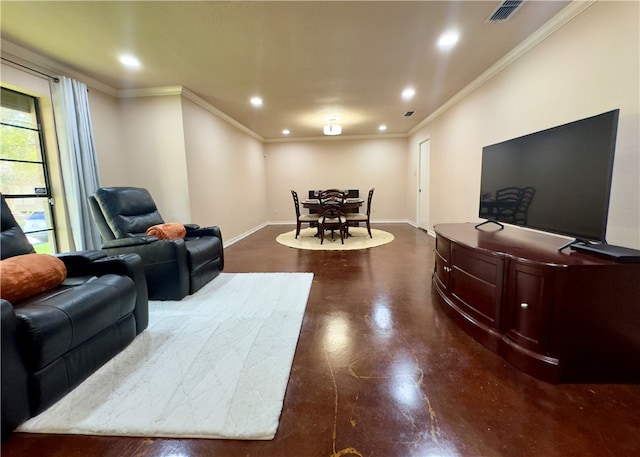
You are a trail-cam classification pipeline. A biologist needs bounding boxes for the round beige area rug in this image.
[276,227,394,251]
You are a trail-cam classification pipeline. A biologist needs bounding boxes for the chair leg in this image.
[296,221,301,238]
[366,220,372,238]
[319,225,325,244]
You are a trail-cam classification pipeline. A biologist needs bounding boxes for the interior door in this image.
[418,139,430,231]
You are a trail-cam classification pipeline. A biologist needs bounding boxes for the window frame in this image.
[1,87,58,252]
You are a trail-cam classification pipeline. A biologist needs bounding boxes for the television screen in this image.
[478,109,619,242]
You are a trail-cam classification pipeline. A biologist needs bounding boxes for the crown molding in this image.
[117,86,183,98]
[408,0,596,137]
[180,87,264,142]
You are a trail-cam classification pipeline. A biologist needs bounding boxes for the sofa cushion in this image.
[146,222,186,240]
[0,254,67,303]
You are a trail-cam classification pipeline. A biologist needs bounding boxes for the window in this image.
[1,87,57,253]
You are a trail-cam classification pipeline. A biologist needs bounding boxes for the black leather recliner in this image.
[88,187,224,300]
[1,194,148,438]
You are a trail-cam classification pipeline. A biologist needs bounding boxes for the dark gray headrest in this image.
[93,187,164,238]
[0,193,36,259]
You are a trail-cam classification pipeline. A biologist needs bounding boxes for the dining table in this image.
[301,197,364,212]
[301,197,364,239]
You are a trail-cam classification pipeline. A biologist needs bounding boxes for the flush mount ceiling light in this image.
[323,117,342,136]
[250,96,263,107]
[118,54,141,69]
[378,125,387,132]
[282,129,290,135]
[323,124,342,136]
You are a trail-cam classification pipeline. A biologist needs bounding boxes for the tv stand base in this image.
[433,223,640,383]
[475,220,504,230]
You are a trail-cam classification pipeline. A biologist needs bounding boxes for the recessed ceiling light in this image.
[402,88,415,100]
[119,54,141,69]
[378,125,387,132]
[250,96,263,107]
[438,31,460,49]
[282,129,290,135]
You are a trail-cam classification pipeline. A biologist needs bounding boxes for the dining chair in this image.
[345,187,375,238]
[494,186,520,223]
[317,190,348,244]
[291,190,317,238]
[513,186,536,226]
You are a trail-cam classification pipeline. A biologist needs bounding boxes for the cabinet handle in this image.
[444,266,451,272]
[520,302,529,309]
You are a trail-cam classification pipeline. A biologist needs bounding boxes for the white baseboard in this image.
[224,222,268,247]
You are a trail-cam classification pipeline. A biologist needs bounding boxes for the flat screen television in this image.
[478,109,619,245]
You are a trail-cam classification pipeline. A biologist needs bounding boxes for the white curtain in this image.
[50,76,102,251]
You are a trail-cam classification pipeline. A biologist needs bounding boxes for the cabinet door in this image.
[504,262,555,353]
[449,244,504,329]
[434,235,451,291]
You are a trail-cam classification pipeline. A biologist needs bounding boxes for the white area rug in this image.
[18,272,314,440]
[276,226,394,250]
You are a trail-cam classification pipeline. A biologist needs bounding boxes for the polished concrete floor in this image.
[3,223,640,457]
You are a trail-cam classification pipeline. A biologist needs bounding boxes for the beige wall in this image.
[264,137,408,224]
[408,1,640,248]
[89,91,192,223]
[119,95,191,223]
[88,89,268,242]
[87,88,123,184]
[181,96,267,241]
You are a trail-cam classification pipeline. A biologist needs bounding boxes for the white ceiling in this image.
[1,1,571,140]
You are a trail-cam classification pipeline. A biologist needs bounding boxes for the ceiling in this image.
[0,1,571,140]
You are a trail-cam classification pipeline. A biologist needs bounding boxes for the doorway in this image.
[418,139,430,231]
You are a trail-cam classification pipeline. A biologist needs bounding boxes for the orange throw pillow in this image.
[145,222,186,240]
[0,253,67,303]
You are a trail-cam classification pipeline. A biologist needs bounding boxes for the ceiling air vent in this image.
[486,0,524,23]
[404,111,415,117]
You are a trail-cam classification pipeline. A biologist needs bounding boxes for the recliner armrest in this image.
[56,250,107,267]
[186,225,223,240]
[101,236,158,248]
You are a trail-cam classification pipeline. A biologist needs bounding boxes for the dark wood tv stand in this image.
[432,223,640,383]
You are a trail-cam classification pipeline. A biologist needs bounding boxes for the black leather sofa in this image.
[88,187,224,300]
[1,194,148,438]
